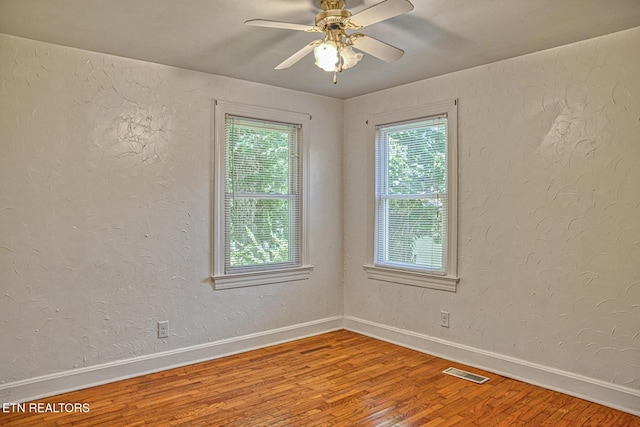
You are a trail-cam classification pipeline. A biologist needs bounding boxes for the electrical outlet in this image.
[440,311,450,328]
[158,321,169,338]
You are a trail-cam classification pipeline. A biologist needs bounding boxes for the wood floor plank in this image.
[1,330,638,426]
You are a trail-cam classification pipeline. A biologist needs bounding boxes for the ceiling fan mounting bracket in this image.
[320,0,346,11]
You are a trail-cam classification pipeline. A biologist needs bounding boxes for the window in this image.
[213,101,312,289]
[364,100,459,291]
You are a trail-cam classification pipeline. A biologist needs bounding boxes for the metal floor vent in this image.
[443,367,490,384]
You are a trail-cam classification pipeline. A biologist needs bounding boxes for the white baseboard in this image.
[344,315,640,417]
[3,315,639,417]
[0,316,344,404]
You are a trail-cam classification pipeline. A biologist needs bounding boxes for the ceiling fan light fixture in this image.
[340,44,363,69]
[314,41,339,72]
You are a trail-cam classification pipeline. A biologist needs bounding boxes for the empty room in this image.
[1,0,639,425]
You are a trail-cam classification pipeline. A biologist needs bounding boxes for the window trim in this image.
[364,99,459,292]
[212,100,312,290]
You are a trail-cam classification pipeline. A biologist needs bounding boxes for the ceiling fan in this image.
[245,0,414,83]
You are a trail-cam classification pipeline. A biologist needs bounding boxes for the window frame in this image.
[364,99,459,292]
[212,101,312,290]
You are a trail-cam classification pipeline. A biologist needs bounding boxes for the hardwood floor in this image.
[2,330,638,426]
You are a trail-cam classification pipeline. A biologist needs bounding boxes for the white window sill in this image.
[363,264,458,292]
[213,265,313,290]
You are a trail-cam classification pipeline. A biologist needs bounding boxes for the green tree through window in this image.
[376,116,448,272]
[225,116,301,271]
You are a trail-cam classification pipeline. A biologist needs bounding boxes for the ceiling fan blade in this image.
[275,40,322,70]
[347,0,414,28]
[245,19,318,32]
[351,34,404,63]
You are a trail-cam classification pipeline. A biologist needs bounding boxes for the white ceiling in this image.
[1,0,639,99]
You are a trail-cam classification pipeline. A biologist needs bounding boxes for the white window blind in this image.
[224,115,301,274]
[375,115,448,274]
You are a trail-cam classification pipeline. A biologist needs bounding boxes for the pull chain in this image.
[333,50,342,84]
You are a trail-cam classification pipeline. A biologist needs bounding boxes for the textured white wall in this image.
[2,25,639,399]
[0,34,343,383]
[344,27,640,389]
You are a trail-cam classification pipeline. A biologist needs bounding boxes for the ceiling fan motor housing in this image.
[316,8,352,30]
